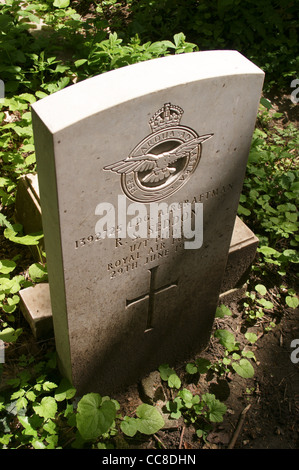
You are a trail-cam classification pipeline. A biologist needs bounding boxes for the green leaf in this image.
[255,284,267,296]
[245,332,258,343]
[33,397,57,420]
[242,350,256,360]
[74,59,88,68]
[26,390,37,402]
[0,214,13,230]
[214,329,236,350]
[35,91,48,99]
[4,226,43,246]
[28,263,48,282]
[286,295,299,309]
[260,97,272,109]
[18,93,36,104]
[120,416,138,437]
[257,298,274,309]
[258,246,279,256]
[54,378,76,401]
[168,373,181,389]
[195,358,211,374]
[202,393,227,422]
[186,362,197,374]
[166,397,182,419]
[42,381,57,391]
[136,404,164,435]
[178,389,194,409]
[76,393,116,440]
[18,415,38,437]
[0,260,16,274]
[158,363,176,381]
[53,0,70,8]
[0,327,22,343]
[238,204,251,216]
[215,304,232,318]
[232,359,254,378]
[32,440,46,449]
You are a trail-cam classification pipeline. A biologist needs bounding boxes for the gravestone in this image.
[31,51,264,395]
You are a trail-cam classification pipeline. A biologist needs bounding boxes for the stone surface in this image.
[19,283,53,339]
[16,175,258,336]
[31,51,264,395]
[220,216,259,293]
[15,172,258,287]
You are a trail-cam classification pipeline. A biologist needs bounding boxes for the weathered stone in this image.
[19,283,53,339]
[139,370,166,404]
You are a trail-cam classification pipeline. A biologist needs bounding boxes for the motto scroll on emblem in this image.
[104,103,213,203]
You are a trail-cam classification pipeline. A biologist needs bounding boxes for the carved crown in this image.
[149,103,184,132]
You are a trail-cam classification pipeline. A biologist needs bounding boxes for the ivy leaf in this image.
[120,416,138,437]
[33,397,57,420]
[32,440,46,449]
[76,393,116,441]
[135,404,164,435]
[232,359,254,378]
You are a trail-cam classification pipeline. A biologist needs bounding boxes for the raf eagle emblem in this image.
[103,135,212,184]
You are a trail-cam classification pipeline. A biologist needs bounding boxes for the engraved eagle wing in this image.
[165,134,214,165]
[103,154,158,174]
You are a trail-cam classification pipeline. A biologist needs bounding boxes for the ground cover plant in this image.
[0,0,298,449]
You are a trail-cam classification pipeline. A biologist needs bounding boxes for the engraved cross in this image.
[126,266,178,333]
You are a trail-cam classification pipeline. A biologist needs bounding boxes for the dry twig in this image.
[228,404,251,449]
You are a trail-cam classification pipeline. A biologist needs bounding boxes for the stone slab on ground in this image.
[19,283,53,339]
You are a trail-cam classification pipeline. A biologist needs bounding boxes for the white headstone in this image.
[32,51,264,395]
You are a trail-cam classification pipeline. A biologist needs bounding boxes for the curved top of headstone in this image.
[31,50,264,134]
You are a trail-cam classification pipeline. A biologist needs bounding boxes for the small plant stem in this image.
[228,404,251,449]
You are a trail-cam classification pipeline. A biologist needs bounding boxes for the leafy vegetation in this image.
[0,0,298,449]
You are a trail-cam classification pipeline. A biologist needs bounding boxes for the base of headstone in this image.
[16,174,258,339]
[219,284,248,305]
